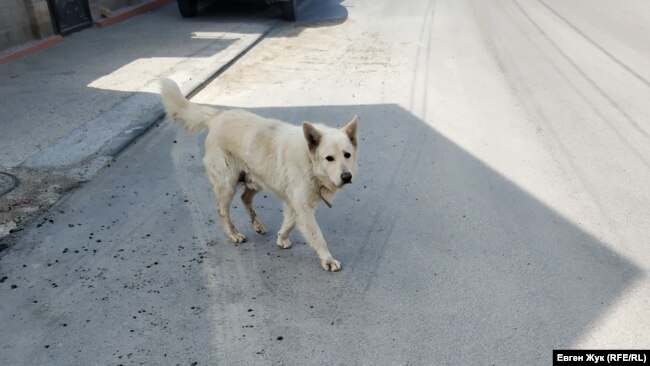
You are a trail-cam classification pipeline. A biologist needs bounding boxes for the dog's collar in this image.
[319,186,332,208]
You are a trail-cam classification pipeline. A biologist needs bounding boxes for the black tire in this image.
[280,0,296,21]
[178,0,198,17]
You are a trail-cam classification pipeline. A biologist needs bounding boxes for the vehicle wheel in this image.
[280,0,296,21]
[178,0,198,17]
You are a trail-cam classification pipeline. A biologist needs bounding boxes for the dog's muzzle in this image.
[341,172,352,185]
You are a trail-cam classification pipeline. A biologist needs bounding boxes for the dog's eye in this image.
[325,156,335,162]
[344,152,351,159]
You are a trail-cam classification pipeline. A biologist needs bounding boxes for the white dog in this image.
[160,79,358,271]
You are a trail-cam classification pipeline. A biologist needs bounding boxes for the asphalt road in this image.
[2,0,649,364]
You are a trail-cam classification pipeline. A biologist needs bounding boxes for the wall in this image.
[0,0,151,52]
[0,0,56,51]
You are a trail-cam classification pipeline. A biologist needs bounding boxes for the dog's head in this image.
[303,116,359,188]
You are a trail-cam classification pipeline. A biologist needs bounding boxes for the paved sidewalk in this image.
[0,3,276,173]
[0,3,278,238]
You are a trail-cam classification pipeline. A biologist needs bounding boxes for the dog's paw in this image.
[276,236,292,249]
[253,220,267,235]
[228,232,247,243]
[320,257,342,272]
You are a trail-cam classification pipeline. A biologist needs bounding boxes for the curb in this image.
[0,36,63,65]
[103,25,276,159]
[21,23,277,180]
[95,0,175,28]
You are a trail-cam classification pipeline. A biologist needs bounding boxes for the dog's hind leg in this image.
[241,187,266,235]
[217,188,246,243]
[205,154,246,243]
[276,202,296,249]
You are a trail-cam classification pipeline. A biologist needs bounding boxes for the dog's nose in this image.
[341,172,352,184]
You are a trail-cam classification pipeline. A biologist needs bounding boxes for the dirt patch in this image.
[0,167,82,250]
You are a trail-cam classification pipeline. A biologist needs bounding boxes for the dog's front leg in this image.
[294,207,341,272]
[277,202,296,249]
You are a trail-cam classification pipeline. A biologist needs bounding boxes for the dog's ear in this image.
[342,115,359,147]
[302,122,322,152]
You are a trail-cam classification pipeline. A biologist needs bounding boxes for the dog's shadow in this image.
[166,103,640,364]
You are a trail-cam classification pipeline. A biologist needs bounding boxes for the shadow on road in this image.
[183,103,640,363]
[1,103,636,364]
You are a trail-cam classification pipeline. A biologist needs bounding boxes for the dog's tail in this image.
[159,78,218,134]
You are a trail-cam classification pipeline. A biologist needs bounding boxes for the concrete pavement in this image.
[0,2,279,237]
[1,3,278,172]
[1,0,649,364]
